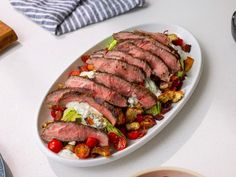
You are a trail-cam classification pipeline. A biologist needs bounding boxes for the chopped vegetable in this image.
[184,56,194,72]
[91,146,111,157]
[117,112,126,125]
[177,71,184,79]
[64,144,75,152]
[87,64,94,71]
[127,129,147,140]
[158,90,184,103]
[104,118,124,137]
[51,105,64,121]
[140,115,156,129]
[168,34,178,41]
[126,122,140,131]
[61,107,82,122]
[145,102,161,116]
[126,107,143,123]
[108,132,127,151]
[108,38,118,51]
[86,137,99,148]
[74,144,90,159]
[136,114,144,123]
[69,70,81,77]
[48,139,63,153]
[81,55,90,63]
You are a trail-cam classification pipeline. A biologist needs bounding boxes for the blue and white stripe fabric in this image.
[10,0,145,35]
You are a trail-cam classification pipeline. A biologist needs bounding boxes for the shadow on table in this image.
[3,159,13,177]
[48,46,213,177]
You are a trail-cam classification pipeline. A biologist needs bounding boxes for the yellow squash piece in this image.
[158,90,184,103]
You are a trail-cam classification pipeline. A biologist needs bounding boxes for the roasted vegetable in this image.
[126,122,140,131]
[126,107,143,123]
[158,90,184,103]
[74,144,90,159]
[184,56,194,72]
[140,115,156,129]
[91,146,111,157]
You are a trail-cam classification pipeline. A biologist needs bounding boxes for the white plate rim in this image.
[35,23,202,167]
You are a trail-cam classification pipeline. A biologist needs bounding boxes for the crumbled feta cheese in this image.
[80,71,96,79]
[145,78,161,97]
[128,96,138,107]
[68,141,76,146]
[58,149,78,159]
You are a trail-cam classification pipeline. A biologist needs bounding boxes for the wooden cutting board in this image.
[0,21,18,52]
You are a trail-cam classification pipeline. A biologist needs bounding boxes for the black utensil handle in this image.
[232,11,236,42]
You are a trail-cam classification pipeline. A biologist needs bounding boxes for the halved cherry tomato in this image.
[86,137,99,148]
[172,38,183,46]
[108,132,119,144]
[136,114,144,123]
[69,70,81,77]
[48,139,63,153]
[50,105,64,121]
[127,129,147,140]
[108,132,127,151]
[114,136,127,151]
[80,64,89,72]
[81,55,90,63]
[74,143,90,159]
[87,64,94,71]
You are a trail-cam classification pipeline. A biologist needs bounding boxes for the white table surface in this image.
[1,0,236,177]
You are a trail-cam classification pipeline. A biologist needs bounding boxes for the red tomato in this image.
[136,114,144,123]
[80,64,89,72]
[87,64,94,71]
[69,70,81,76]
[81,55,90,63]
[114,136,127,151]
[50,105,64,121]
[108,132,119,144]
[127,129,147,140]
[172,38,183,46]
[86,137,99,148]
[108,132,127,151]
[48,139,63,153]
[74,144,90,159]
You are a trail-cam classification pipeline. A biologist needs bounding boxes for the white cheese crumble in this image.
[145,78,161,97]
[79,71,96,79]
[58,149,78,159]
[66,101,106,129]
[128,96,138,107]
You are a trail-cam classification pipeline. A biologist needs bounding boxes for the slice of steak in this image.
[46,88,93,105]
[113,31,172,53]
[115,42,169,81]
[133,39,181,72]
[41,122,109,146]
[65,76,127,107]
[93,72,157,109]
[91,50,151,77]
[59,93,121,125]
[86,58,145,83]
[134,30,170,46]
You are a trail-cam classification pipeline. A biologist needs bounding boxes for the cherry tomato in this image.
[127,129,147,140]
[87,64,94,71]
[108,132,119,144]
[69,70,81,76]
[108,132,127,151]
[50,105,64,121]
[80,64,89,72]
[172,38,183,46]
[74,143,90,159]
[81,55,90,63]
[48,139,63,153]
[114,136,127,151]
[86,137,99,148]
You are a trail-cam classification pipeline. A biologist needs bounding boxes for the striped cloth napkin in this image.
[10,0,145,35]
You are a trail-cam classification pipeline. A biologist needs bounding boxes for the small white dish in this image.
[35,23,202,167]
[131,167,205,177]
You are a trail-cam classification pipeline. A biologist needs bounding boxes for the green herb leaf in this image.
[103,118,123,137]
[177,71,184,78]
[108,39,118,51]
[145,102,161,116]
[61,108,82,122]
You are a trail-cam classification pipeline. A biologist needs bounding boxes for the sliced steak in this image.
[65,76,127,107]
[86,58,145,83]
[133,40,181,72]
[59,93,121,125]
[115,42,169,81]
[93,72,157,109]
[41,122,109,146]
[134,30,170,46]
[113,31,172,53]
[91,50,151,77]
